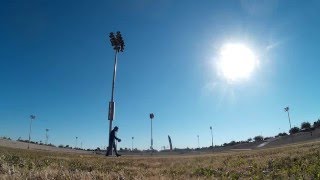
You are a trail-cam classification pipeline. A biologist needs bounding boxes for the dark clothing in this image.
[109,129,120,143]
[106,129,120,156]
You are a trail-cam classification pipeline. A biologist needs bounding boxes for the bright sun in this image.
[217,43,258,82]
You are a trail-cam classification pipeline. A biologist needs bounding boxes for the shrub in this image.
[313,119,320,128]
[301,122,311,130]
[276,132,288,137]
[289,127,300,134]
[254,136,264,142]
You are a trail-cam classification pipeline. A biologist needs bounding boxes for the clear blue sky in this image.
[1,0,320,150]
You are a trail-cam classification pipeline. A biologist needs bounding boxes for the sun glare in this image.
[217,43,257,82]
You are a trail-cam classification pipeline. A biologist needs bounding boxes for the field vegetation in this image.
[1,141,320,179]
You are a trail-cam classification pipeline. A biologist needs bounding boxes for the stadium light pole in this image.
[150,113,155,150]
[131,137,134,151]
[284,107,292,132]
[197,135,200,149]
[210,126,213,148]
[28,115,36,149]
[45,129,49,145]
[107,31,125,155]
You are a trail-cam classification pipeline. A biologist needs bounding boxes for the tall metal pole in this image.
[75,137,78,148]
[107,31,124,156]
[28,115,35,149]
[197,135,200,149]
[45,129,49,145]
[151,118,153,150]
[284,106,293,142]
[210,126,213,148]
[287,110,292,130]
[107,43,118,156]
[284,107,292,132]
[109,50,118,137]
[132,137,134,151]
[28,118,32,149]
[149,113,154,150]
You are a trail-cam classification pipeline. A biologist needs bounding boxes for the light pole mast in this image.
[28,115,36,149]
[197,135,200,149]
[132,137,134,151]
[75,137,78,149]
[210,126,213,148]
[107,31,125,155]
[150,113,154,150]
[45,129,49,145]
[284,107,292,131]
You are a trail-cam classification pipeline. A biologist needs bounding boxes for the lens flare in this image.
[217,43,258,82]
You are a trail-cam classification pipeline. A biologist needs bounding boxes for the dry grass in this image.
[1,141,320,179]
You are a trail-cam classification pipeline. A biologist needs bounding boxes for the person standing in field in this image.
[106,126,122,157]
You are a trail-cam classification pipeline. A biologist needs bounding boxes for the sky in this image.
[1,0,320,150]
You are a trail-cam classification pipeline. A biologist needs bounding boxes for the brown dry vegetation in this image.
[1,141,320,179]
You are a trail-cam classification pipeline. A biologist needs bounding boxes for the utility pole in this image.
[28,115,36,149]
[107,31,125,156]
[75,137,78,149]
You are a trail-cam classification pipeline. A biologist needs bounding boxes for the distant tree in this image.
[247,138,252,142]
[276,132,288,137]
[301,122,311,130]
[47,143,55,147]
[254,136,264,142]
[313,119,320,128]
[229,141,236,146]
[289,127,300,134]
[58,144,64,148]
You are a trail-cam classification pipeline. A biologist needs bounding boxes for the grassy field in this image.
[1,141,320,179]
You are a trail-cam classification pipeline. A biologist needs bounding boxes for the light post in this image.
[108,31,124,155]
[210,126,213,148]
[131,137,134,151]
[75,136,78,149]
[45,129,49,145]
[197,135,200,149]
[107,31,125,155]
[28,115,36,149]
[284,107,292,132]
[108,31,125,123]
[150,113,154,150]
